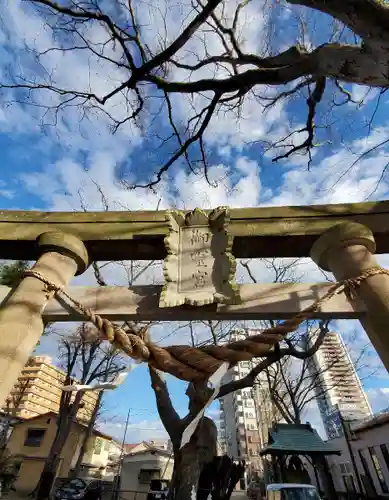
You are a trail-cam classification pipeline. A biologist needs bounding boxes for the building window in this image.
[369,447,389,493]
[339,462,352,475]
[380,444,389,470]
[138,469,160,484]
[94,438,103,455]
[342,475,356,493]
[24,428,46,447]
[339,463,355,493]
[358,450,376,496]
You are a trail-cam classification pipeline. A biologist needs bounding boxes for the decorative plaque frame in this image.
[159,207,240,308]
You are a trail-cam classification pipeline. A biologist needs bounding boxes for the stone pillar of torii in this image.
[311,221,389,371]
[0,231,88,407]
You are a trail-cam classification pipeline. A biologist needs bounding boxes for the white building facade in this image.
[218,329,278,483]
[308,331,372,438]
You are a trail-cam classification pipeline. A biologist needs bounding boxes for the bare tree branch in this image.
[3,0,389,187]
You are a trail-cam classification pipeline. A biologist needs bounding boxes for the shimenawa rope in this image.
[23,267,388,382]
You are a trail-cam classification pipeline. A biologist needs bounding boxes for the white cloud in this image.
[0,0,143,170]
[350,85,380,106]
[269,125,389,207]
[99,419,168,443]
[366,388,389,414]
[172,156,263,209]
[20,153,265,213]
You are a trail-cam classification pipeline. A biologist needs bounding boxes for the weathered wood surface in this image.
[1,200,389,260]
[0,282,366,321]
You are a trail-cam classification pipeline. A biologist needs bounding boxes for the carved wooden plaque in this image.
[159,207,240,307]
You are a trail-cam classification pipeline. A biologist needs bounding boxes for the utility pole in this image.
[112,407,131,500]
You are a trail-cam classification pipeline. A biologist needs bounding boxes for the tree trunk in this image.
[71,429,89,480]
[35,394,83,500]
[35,421,72,499]
[169,446,201,500]
[72,392,103,478]
[167,417,217,500]
[294,409,302,425]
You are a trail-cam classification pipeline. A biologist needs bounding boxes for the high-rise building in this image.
[3,355,98,422]
[218,329,279,481]
[308,331,372,437]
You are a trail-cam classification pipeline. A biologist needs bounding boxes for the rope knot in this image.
[342,277,361,300]
[24,270,62,293]
[22,269,151,364]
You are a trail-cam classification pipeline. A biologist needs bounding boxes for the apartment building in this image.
[308,331,372,437]
[219,329,278,482]
[3,355,98,422]
[254,375,280,453]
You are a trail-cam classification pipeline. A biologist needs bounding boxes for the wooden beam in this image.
[0,283,366,322]
[1,201,389,260]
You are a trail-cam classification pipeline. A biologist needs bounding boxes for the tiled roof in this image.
[260,423,340,456]
[124,443,139,452]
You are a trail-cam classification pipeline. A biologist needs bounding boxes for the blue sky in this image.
[1,0,389,443]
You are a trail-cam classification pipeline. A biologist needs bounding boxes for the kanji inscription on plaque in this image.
[159,207,240,307]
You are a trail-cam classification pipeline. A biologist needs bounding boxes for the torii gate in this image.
[0,200,389,407]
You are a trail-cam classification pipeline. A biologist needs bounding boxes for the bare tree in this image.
[0,378,30,449]
[71,355,118,478]
[0,261,29,288]
[262,326,336,425]
[263,326,374,426]
[1,0,389,188]
[34,324,126,500]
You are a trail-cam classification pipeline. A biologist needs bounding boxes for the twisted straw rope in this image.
[23,267,389,382]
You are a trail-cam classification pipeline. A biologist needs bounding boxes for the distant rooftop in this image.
[351,410,389,433]
[28,355,53,365]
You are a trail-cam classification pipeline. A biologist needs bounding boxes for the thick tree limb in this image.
[149,366,182,440]
[287,0,389,44]
[217,351,281,397]
[217,321,329,398]
[148,43,389,94]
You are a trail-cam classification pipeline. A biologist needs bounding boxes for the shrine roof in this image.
[260,423,341,456]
